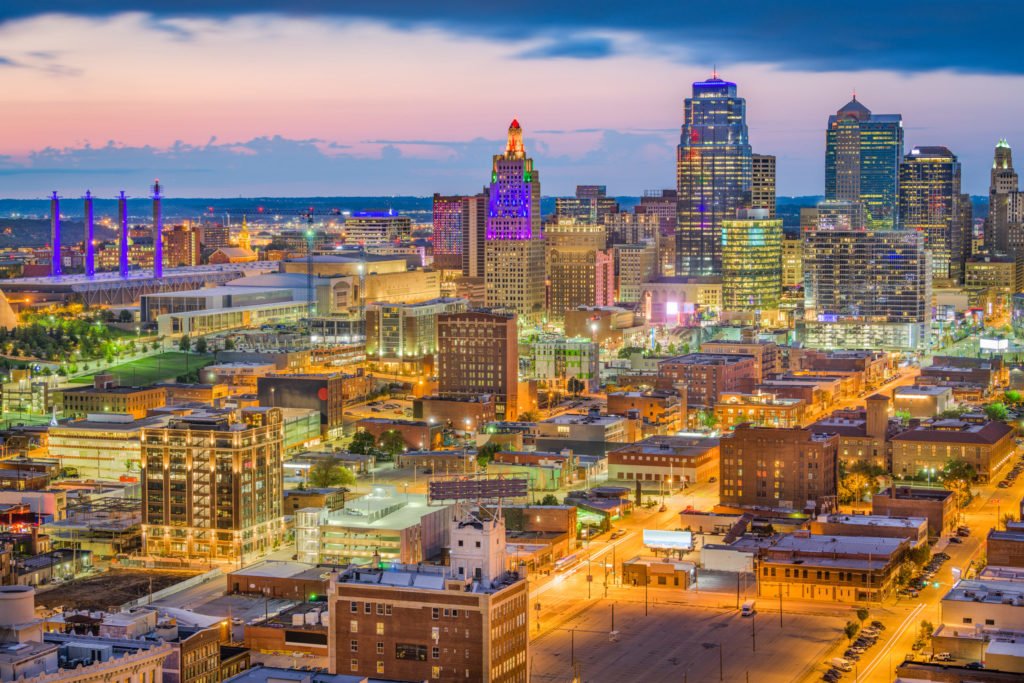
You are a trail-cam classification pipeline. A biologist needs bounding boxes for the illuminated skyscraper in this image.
[751,154,777,218]
[676,74,753,276]
[432,194,467,271]
[484,119,545,324]
[899,146,968,283]
[555,185,619,223]
[721,209,783,311]
[986,139,1024,256]
[825,96,903,229]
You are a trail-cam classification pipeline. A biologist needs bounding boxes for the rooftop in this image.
[891,420,1013,445]
[334,562,523,595]
[893,385,952,396]
[141,285,291,299]
[659,353,755,366]
[944,578,1024,606]
[224,665,369,683]
[770,533,906,557]
[541,413,626,426]
[818,514,927,529]
[609,435,719,457]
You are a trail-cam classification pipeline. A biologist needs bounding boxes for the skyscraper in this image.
[803,207,931,351]
[676,74,753,276]
[555,185,619,223]
[899,146,967,283]
[825,96,903,229]
[484,120,545,324]
[721,208,783,311]
[437,309,519,421]
[751,154,777,218]
[432,194,467,271]
[986,139,1024,256]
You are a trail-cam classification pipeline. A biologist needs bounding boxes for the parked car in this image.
[870,620,886,630]
[934,652,952,662]
[949,536,963,544]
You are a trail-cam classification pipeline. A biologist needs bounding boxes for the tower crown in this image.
[505,119,525,159]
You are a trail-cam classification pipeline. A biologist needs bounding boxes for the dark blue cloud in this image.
[515,37,615,60]
[0,1,1019,74]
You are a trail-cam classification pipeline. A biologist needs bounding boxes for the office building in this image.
[614,240,659,303]
[782,235,803,289]
[637,189,678,276]
[343,211,412,245]
[437,309,519,421]
[140,408,285,564]
[364,297,468,373]
[899,146,968,283]
[802,216,931,351]
[751,154,776,217]
[555,184,618,223]
[986,138,1024,256]
[719,424,838,513]
[676,74,753,276]
[200,223,231,250]
[714,392,806,430]
[432,194,468,271]
[607,435,719,486]
[824,95,904,229]
[484,120,545,324]
[545,219,614,322]
[327,510,528,683]
[701,339,781,383]
[721,208,783,311]
[47,413,168,480]
[530,336,599,392]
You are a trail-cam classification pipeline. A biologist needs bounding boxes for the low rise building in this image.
[756,533,910,603]
[607,435,719,487]
[356,418,444,453]
[700,339,781,383]
[890,419,1015,482]
[533,409,636,456]
[892,385,956,418]
[656,353,757,407]
[989,527,1024,569]
[47,414,168,480]
[809,513,928,546]
[605,391,684,435]
[57,376,166,419]
[714,391,806,430]
[933,577,1024,669]
[872,486,955,538]
[295,488,449,566]
[396,450,477,476]
[285,488,347,516]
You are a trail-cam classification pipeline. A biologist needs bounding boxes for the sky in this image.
[0,2,1022,198]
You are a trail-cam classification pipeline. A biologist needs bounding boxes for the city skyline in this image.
[0,6,1023,198]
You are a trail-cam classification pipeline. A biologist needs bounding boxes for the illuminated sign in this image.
[428,475,529,503]
[642,529,693,551]
[980,337,1009,352]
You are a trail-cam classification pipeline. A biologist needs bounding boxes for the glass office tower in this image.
[721,209,783,311]
[898,146,967,283]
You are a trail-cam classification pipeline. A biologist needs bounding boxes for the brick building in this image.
[656,353,757,407]
[327,511,528,682]
[700,339,781,383]
[719,424,838,513]
[58,375,166,419]
[607,435,719,487]
[890,419,1015,483]
[437,310,519,421]
[872,486,955,538]
[356,418,444,452]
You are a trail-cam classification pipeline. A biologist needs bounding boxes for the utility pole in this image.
[779,588,783,628]
[751,612,756,652]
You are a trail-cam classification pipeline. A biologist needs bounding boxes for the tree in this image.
[567,377,585,397]
[518,410,540,422]
[838,460,886,504]
[540,494,560,505]
[908,544,931,567]
[617,346,644,359]
[223,337,236,350]
[856,607,869,626]
[476,442,500,469]
[348,430,376,455]
[984,402,1009,421]
[844,621,860,644]
[919,620,934,640]
[894,409,912,424]
[117,310,133,323]
[379,430,407,458]
[308,458,356,488]
[1005,390,1022,406]
[1001,512,1018,530]
[696,410,718,430]
[937,406,968,419]
[193,337,208,354]
[179,335,191,352]
[942,458,976,507]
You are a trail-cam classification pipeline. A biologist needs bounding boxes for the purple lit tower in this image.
[50,191,62,277]
[483,119,544,324]
[83,190,95,277]
[118,191,130,278]
[151,179,163,277]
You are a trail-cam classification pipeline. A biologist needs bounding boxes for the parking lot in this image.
[531,598,847,683]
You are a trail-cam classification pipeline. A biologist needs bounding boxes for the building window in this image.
[433,646,440,659]
[432,666,441,679]
[351,659,358,672]
[963,618,973,624]
[350,601,358,613]
[377,622,385,635]
[385,604,393,616]
[377,603,384,615]
[985,619,995,625]
[350,620,358,633]
[365,602,372,614]
[432,608,440,620]
[377,662,385,674]
[377,641,384,655]
[351,640,358,652]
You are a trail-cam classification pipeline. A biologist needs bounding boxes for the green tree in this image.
[908,544,931,567]
[476,442,500,469]
[379,430,407,458]
[193,337,208,354]
[838,460,886,504]
[894,409,912,424]
[118,310,134,323]
[178,335,191,352]
[540,494,560,505]
[348,430,376,455]
[223,337,236,350]
[942,458,976,507]
[308,458,356,488]
[617,346,644,359]
[856,607,869,625]
[984,402,1009,421]
[518,410,540,422]
[919,620,934,640]
[844,621,860,644]
[696,410,718,430]
[1004,390,1022,406]
[567,377,585,396]
[937,406,968,419]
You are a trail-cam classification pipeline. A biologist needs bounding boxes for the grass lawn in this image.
[69,352,215,386]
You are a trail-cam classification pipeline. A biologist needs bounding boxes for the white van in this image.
[741,600,755,617]
[830,658,853,672]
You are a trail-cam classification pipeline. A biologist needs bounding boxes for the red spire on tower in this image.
[510,118,520,129]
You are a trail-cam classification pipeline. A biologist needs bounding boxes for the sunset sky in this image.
[1,2,1022,198]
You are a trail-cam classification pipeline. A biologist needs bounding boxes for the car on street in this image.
[610,529,627,539]
[949,536,963,544]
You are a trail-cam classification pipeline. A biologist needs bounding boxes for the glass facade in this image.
[825,97,903,230]
[676,76,752,276]
[898,146,967,283]
[721,213,783,311]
